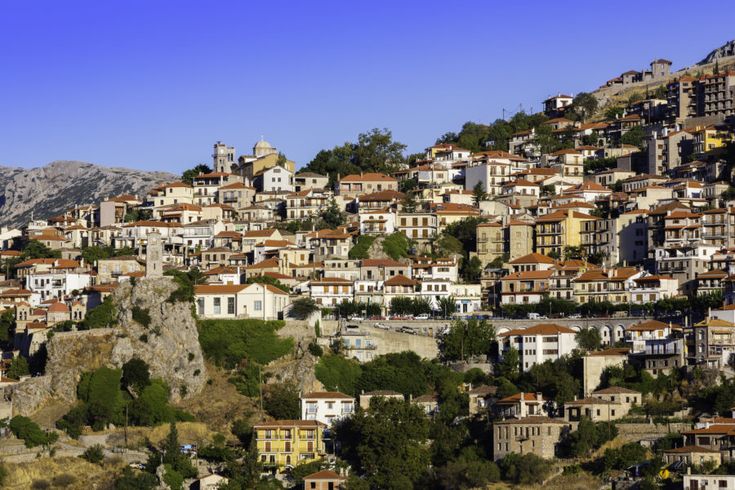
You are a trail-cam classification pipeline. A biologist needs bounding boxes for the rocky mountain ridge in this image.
[699,39,735,65]
[0,160,176,227]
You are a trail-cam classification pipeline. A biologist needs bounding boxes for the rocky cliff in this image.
[700,39,735,65]
[5,277,207,416]
[0,160,175,227]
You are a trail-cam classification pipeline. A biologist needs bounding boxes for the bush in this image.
[229,363,262,397]
[308,342,323,357]
[114,467,158,489]
[349,235,376,260]
[80,296,116,329]
[77,367,124,430]
[382,232,410,260]
[51,474,76,488]
[498,453,552,485]
[81,444,105,464]
[560,418,617,457]
[9,416,58,448]
[5,355,30,380]
[162,465,183,490]
[128,379,176,426]
[131,306,151,327]
[197,319,293,368]
[601,442,647,471]
[56,403,87,438]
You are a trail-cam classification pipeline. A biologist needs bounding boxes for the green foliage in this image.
[131,306,151,327]
[289,297,320,320]
[320,199,345,228]
[56,403,87,438]
[521,356,582,405]
[600,362,679,397]
[356,351,428,398]
[437,296,457,318]
[129,379,178,426]
[571,92,599,120]
[161,423,197,479]
[434,234,463,257]
[315,355,363,396]
[439,319,495,362]
[6,355,29,380]
[289,460,326,486]
[389,297,432,316]
[308,341,323,357]
[336,398,430,488]
[9,416,58,448]
[437,455,501,490]
[229,363,262,398]
[583,156,618,175]
[301,128,407,185]
[162,465,183,490]
[436,113,548,153]
[498,453,553,485]
[621,126,645,148]
[601,442,647,471]
[113,467,158,490]
[181,163,212,184]
[164,268,204,303]
[498,348,520,382]
[197,319,292,368]
[0,309,14,345]
[21,240,60,259]
[78,367,124,430]
[81,245,136,264]
[560,418,617,457]
[382,232,411,260]
[264,383,300,420]
[349,235,376,260]
[605,106,624,119]
[575,327,602,351]
[461,256,483,283]
[245,275,289,294]
[81,444,105,464]
[80,296,116,329]
[334,300,381,318]
[472,181,487,205]
[121,358,151,393]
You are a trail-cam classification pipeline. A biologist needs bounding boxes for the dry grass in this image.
[3,456,125,490]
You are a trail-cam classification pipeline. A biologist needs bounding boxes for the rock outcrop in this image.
[0,160,175,227]
[4,277,207,415]
[700,39,735,65]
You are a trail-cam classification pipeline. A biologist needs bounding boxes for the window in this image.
[197,298,204,315]
[213,297,221,315]
[227,297,235,315]
[255,300,263,311]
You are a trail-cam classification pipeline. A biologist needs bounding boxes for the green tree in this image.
[288,297,320,320]
[244,275,289,294]
[498,453,552,484]
[572,92,598,120]
[5,356,29,380]
[560,418,617,457]
[315,355,363,396]
[382,232,411,260]
[0,308,14,345]
[9,416,58,448]
[461,256,483,283]
[161,423,197,479]
[621,126,645,148]
[575,328,602,351]
[80,296,116,329]
[263,383,300,420]
[319,198,345,228]
[434,235,463,258]
[21,240,60,259]
[437,296,457,318]
[472,181,487,206]
[77,367,124,430]
[498,348,520,382]
[401,191,418,213]
[439,319,495,362]
[129,379,177,426]
[121,358,151,393]
[335,398,430,488]
[349,235,376,260]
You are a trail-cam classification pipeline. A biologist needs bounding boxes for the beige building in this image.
[359,390,404,410]
[582,348,629,396]
[475,222,504,266]
[96,256,144,284]
[493,416,572,460]
[194,283,290,320]
[303,470,346,490]
[338,173,398,199]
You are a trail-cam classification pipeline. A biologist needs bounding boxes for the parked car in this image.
[414,314,430,320]
[527,313,546,320]
[399,326,417,335]
[373,322,391,330]
[345,324,360,330]
[348,315,365,321]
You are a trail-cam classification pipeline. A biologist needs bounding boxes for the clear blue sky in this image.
[1,0,734,173]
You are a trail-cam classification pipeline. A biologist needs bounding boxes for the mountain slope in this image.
[0,161,176,227]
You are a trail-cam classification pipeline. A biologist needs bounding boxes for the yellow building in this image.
[254,420,326,469]
[691,124,734,155]
[535,210,597,257]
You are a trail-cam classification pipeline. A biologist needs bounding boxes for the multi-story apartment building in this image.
[667,75,698,123]
[535,210,598,258]
[396,212,438,243]
[498,323,578,371]
[689,317,735,368]
[698,72,735,118]
[254,420,326,469]
[338,173,398,199]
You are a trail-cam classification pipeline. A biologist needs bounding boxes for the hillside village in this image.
[4,47,735,490]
